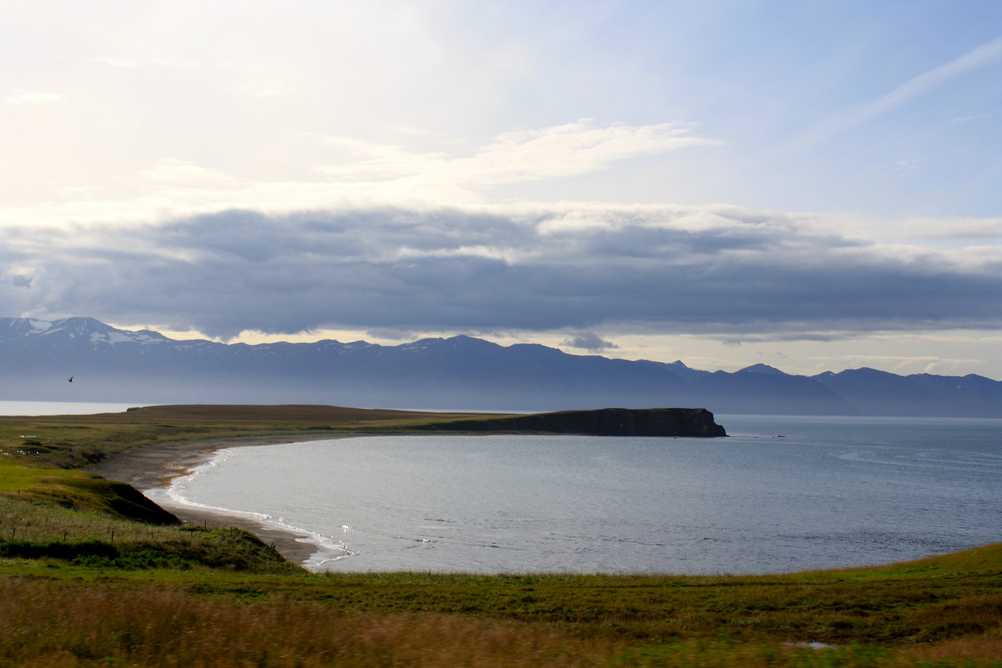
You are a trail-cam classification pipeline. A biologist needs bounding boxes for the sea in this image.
[159,414,1002,574]
[0,401,138,416]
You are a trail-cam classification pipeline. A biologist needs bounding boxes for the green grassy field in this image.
[0,406,1000,666]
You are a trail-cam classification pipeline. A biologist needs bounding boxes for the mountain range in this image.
[2,317,1000,417]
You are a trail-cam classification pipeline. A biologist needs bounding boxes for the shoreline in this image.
[85,426,999,576]
[87,432,358,568]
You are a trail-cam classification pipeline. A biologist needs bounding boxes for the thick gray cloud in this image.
[2,205,1001,339]
[564,332,619,351]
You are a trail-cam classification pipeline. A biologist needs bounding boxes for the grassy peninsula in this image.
[0,405,999,666]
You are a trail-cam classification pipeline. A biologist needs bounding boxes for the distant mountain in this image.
[1,317,1000,417]
[736,363,785,376]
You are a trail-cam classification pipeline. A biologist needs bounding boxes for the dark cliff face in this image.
[420,408,727,437]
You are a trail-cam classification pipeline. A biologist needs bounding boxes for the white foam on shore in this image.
[146,448,355,571]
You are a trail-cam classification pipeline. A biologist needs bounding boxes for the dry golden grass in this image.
[4,577,1001,667]
[904,636,1002,664]
[1,578,617,667]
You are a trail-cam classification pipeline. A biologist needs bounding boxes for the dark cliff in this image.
[420,408,727,437]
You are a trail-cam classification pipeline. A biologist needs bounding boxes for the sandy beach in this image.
[87,432,355,567]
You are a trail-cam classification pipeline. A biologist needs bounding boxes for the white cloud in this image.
[4,90,63,105]
[93,56,139,70]
[140,159,239,188]
[316,119,718,190]
[453,120,718,185]
[92,55,200,71]
[795,35,1002,147]
[950,112,993,124]
[0,120,718,227]
[316,137,451,183]
[856,36,1002,120]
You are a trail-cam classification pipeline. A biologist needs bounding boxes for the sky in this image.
[2,1,1002,377]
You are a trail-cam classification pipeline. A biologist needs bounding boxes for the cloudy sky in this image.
[2,1,1002,376]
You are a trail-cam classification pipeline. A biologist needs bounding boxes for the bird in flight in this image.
[67,376,74,383]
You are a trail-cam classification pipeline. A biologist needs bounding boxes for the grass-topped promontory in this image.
[0,405,999,666]
[0,403,516,468]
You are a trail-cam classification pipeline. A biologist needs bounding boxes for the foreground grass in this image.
[2,562,1000,666]
[2,543,1000,665]
[3,578,621,668]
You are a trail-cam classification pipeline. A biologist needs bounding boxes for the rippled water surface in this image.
[169,415,1002,573]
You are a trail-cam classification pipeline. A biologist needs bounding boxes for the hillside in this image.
[2,317,1001,416]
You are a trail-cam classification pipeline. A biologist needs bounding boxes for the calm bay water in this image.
[0,401,137,416]
[165,415,1002,574]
